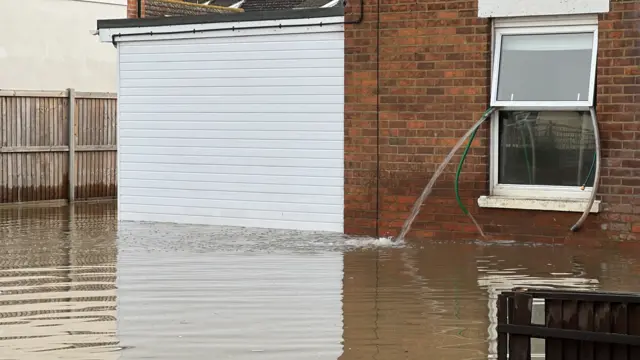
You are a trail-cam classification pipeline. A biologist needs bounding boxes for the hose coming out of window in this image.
[395,107,497,242]
[452,107,602,237]
[570,107,601,232]
[395,106,602,242]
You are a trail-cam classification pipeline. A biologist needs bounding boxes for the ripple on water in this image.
[116,221,405,254]
[0,266,119,359]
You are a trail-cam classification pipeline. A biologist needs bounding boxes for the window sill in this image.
[477,196,601,213]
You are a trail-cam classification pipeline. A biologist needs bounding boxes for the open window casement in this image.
[490,20,599,109]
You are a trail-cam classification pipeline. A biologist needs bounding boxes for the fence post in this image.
[68,88,75,203]
[510,292,532,360]
[497,294,508,360]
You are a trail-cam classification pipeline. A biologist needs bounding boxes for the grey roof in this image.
[240,0,306,11]
[296,0,333,8]
[145,0,240,17]
[209,0,240,6]
[148,0,337,14]
[182,0,239,6]
[98,6,344,29]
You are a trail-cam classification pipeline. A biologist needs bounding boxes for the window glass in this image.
[498,111,595,187]
[497,33,594,102]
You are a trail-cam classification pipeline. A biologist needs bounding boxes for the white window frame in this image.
[489,15,599,202]
[490,17,599,109]
[489,111,595,201]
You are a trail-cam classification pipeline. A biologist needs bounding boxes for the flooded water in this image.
[2,202,640,359]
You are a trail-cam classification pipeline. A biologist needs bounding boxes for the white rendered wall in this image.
[0,0,125,92]
[478,0,610,18]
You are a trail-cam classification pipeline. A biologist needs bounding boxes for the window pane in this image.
[498,111,596,187]
[497,33,594,102]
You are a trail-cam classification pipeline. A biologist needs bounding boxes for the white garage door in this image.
[117,30,344,232]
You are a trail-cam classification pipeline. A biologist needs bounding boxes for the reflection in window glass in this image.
[497,33,594,102]
[498,111,596,187]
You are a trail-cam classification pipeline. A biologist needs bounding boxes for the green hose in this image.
[581,152,597,188]
[455,108,493,216]
[455,127,478,215]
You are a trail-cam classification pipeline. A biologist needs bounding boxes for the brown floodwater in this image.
[1,201,640,360]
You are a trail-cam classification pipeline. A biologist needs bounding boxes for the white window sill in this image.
[478,196,601,213]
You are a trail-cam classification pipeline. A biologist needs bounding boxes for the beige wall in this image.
[0,0,125,92]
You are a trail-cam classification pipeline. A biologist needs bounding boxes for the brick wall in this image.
[344,0,640,243]
[127,0,139,18]
[344,0,379,237]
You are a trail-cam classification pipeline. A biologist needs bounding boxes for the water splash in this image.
[345,236,403,248]
[395,108,497,242]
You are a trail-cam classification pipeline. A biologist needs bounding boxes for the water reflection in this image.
[1,202,640,359]
[116,237,345,359]
[0,202,118,359]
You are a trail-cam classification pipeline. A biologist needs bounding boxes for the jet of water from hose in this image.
[394,108,497,242]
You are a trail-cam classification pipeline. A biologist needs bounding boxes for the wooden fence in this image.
[0,89,117,204]
[497,288,640,360]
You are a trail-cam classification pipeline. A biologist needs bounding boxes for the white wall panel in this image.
[117,27,344,231]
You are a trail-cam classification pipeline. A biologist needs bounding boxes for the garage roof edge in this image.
[97,6,344,29]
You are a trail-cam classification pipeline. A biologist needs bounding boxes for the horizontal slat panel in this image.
[119,103,342,114]
[118,30,343,231]
[119,138,341,150]
[119,170,342,187]
[122,50,343,65]
[120,195,342,214]
[120,121,343,132]
[119,162,342,179]
[119,204,343,224]
[121,35,343,48]
[120,129,342,141]
[120,58,343,71]
[120,86,342,96]
[118,112,341,123]
[119,146,342,159]
[120,77,343,87]
[118,212,342,232]
[119,179,342,196]
[118,187,341,205]
[120,154,341,168]
[119,94,342,105]
[119,68,342,79]
[119,36,342,54]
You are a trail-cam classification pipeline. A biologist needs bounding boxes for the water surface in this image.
[1,202,640,359]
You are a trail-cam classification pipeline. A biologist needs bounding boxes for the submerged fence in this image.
[0,89,117,204]
[497,288,640,360]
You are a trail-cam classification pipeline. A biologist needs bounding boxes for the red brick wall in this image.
[344,0,640,243]
[127,0,140,18]
[344,0,379,237]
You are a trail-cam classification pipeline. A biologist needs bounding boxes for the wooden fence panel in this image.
[75,96,117,200]
[0,90,117,204]
[498,289,640,360]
